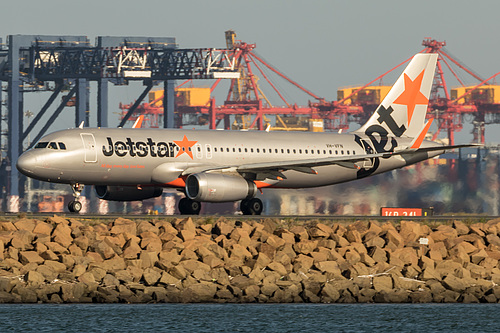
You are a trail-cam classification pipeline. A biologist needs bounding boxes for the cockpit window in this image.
[48,142,58,150]
[35,142,49,149]
[58,142,66,150]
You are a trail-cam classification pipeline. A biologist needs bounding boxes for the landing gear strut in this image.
[240,198,263,215]
[68,183,84,213]
[179,197,201,215]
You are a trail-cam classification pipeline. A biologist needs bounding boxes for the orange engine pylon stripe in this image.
[254,181,274,189]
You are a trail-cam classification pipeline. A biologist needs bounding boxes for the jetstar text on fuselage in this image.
[102,137,182,158]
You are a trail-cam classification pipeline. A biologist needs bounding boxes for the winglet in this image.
[132,115,144,129]
[410,118,433,149]
[78,121,84,129]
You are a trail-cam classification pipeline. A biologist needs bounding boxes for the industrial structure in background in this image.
[1,31,499,213]
[0,34,239,212]
[120,33,500,146]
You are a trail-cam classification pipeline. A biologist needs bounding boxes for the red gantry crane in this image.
[120,30,361,132]
[120,34,500,145]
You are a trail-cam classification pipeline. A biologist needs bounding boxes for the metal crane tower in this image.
[0,34,239,212]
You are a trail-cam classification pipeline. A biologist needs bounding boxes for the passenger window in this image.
[341,150,344,155]
[226,148,229,152]
[353,151,356,155]
[205,144,212,159]
[245,148,248,153]
[239,148,241,152]
[329,150,332,154]
[293,149,296,154]
[347,150,350,155]
[35,142,49,149]
[251,148,254,153]
[257,148,260,153]
[335,150,338,155]
[311,150,314,154]
[323,150,326,154]
[317,150,320,154]
[263,149,266,153]
[275,149,278,153]
[281,149,284,153]
[233,148,236,152]
[48,142,58,150]
[58,142,66,150]
[299,149,302,154]
[305,150,308,154]
[287,149,290,154]
[195,143,202,159]
[214,147,218,152]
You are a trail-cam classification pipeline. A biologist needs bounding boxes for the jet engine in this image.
[95,185,163,201]
[185,173,257,202]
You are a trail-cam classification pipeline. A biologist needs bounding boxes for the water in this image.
[0,303,498,332]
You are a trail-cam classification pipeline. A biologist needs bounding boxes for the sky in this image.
[2,0,500,144]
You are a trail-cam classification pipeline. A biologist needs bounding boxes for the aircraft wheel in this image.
[188,200,201,215]
[179,198,201,215]
[240,199,250,215]
[246,198,263,215]
[68,200,82,213]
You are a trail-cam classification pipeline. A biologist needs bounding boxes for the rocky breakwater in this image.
[1,216,500,303]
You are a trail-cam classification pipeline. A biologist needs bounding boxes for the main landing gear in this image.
[177,197,264,215]
[240,198,263,215]
[68,183,84,213]
[178,197,201,215]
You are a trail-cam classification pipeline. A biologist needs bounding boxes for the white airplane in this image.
[16,53,475,215]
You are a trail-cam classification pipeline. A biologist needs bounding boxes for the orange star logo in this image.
[174,135,197,159]
[393,70,428,125]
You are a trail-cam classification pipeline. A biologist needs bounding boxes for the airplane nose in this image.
[16,152,37,176]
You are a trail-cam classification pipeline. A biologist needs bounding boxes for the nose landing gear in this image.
[68,183,84,213]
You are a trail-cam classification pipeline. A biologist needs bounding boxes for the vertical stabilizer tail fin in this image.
[132,115,145,129]
[356,53,438,138]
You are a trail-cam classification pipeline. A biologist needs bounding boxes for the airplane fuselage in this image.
[17,128,442,189]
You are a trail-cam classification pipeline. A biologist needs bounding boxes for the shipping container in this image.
[175,87,211,106]
[452,85,500,104]
[308,119,324,132]
[337,86,391,105]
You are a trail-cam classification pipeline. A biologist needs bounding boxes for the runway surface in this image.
[0,212,497,222]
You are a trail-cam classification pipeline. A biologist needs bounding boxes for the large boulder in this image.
[19,251,44,265]
[182,282,217,302]
[11,230,35,251]
[52,223,73,248]
[110,218,136,236]
[372,275,393,292]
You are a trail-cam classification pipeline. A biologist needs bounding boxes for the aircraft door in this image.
[205,144,212,159]
[360,139,374,154]
[360,139,374,168]
[194,143,202,159]
[81,133,97,163]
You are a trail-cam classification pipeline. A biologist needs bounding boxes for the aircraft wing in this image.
[237,152,387,173]
[394,143,482,154]
[236,143,481,180]
[181,143,481,180]
[180,153,386,178]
